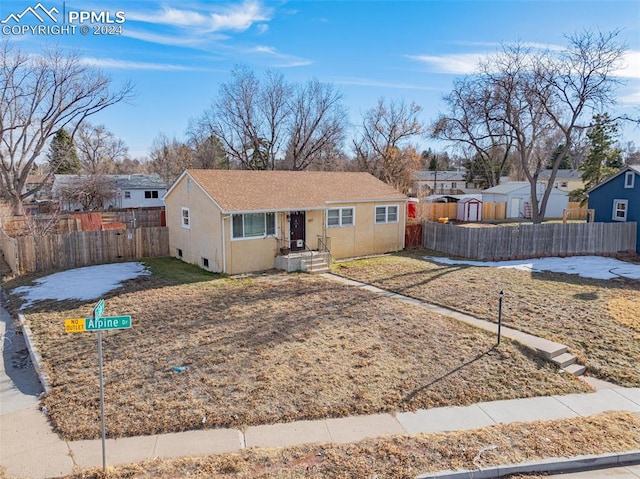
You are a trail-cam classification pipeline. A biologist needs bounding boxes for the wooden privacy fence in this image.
[420,202,508,221]
[419,201,586,222]
[11,227,169,274]
[0,228,19,273]
[3,208,165,236]
[423,221,637,260]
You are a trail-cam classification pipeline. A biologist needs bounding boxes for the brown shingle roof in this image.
[184,170,407,212]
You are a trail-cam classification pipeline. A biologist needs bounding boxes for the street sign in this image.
[85,315,132,331]
[93,299,105,320]
[64,316,132,333]
[62,298,131,474]
[64,318,86,333]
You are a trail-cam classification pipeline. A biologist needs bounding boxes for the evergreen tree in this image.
[574,113,623,203]
[549,144,572,170]
[48,129,81,174]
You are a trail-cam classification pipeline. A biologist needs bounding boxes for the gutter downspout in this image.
[402,201,407,250]
[222,215,228,274]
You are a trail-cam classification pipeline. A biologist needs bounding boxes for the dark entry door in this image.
[289,211,306,251]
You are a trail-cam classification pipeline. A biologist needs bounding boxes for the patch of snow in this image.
[423,255,640,280]
[13,262,149,308]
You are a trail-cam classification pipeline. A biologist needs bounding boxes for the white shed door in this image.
[509,198,521,218]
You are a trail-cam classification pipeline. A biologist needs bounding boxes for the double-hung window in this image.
[375,205,399,224]
[327,207,354,227]
[612,199,628,221]
[181,207,190,228]
[232,213,276,239]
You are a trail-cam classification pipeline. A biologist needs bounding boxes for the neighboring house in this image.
[412,170,479,196]
[587,165,640,253]
[538,169,584,193]
[23,175,50,198]
[482,182,569,219]
[53,174,167,211]
[163,169,407,275]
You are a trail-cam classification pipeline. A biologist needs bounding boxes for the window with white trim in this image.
[232,212,276,239]
[327,207,354,227]
[181,207,190,228]
[612,199,628,221]
[625,171,635,189]
[375,205,399,224]
[124,191,131,199]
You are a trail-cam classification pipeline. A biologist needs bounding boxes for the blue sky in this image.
[2,0,640,159]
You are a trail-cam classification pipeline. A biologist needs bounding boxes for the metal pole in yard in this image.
[497,290,504,345]
[98,330,106,473]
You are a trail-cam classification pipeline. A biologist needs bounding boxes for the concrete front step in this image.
[306,264,331,274]
[551,352,577,369]
[301,256,331,274]
[563,363,587,376]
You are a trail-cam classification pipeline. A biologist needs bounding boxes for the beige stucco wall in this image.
[225,222,279,275]
[167,177,406,273]
[165,175,224,272]
[325,201,406,260]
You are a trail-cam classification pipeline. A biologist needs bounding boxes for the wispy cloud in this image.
[454,40,565,52]
[410,47,640,79]
[248,45,312,67]
[122,28,228,48]
[407,53,487,75]
[615,50,640,79]
[334,77,438,91]
[119,0,305,67]
[79,56,193,71]
[127,0,272,33]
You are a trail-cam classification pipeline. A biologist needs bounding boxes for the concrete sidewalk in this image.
[2,276,640,479]
[2,385,639,478]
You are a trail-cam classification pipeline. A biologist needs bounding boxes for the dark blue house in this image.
[587,165,640,253]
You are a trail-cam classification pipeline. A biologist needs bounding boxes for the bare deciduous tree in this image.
[187,133,228,170]
[434,30,632,222]
[283,79,347,170]
[148,134,194,185]
[0,41,134,214]
[195,66,347,171]
[55,174,118,211]
[432,76,514,187]
[353,98,424,192]
[76,123,129,174]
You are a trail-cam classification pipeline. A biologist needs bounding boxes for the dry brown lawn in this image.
[332,250,640,387]
[4,258,589,441]
[55,411,640,478]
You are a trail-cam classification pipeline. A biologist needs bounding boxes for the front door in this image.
[289,211,306,251]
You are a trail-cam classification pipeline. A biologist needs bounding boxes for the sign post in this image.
[97,328,106,473]
[65,299,132,474]
[497,290,504,345]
